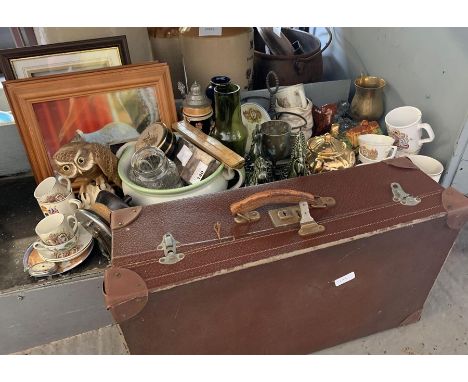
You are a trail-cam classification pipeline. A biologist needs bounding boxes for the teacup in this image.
[34,176,71,202]
[38,195,82,217]
[34,176,80,217]
[358,134,397,161]
[385,106,435,155]
[34,213,78,247]
[406,154,444,182]
[276,83,307,109]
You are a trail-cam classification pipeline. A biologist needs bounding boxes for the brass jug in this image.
[350,75,386,121]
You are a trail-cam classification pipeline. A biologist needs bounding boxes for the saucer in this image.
[36,223,93,263]
[23,240,94,277]
[241,102,271,151]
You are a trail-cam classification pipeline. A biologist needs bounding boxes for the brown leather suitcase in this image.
[104,157,468,354]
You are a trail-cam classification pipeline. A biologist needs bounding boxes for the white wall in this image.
[322,27,468,167]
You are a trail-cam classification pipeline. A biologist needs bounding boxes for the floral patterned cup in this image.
[34,213,78,247]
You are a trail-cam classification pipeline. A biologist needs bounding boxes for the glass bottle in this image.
[205,75,231,113]
[211,83,248,156]
[129,146,183,189]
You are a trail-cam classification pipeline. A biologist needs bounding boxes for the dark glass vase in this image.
[211,83,248,156]
[205,75,231,111]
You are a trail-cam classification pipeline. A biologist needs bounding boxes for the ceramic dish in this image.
[358,152,380,165]
[36,223,93,263]
[241,102,271,152]
[23,240,94,277]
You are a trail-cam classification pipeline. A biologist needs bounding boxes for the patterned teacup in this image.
[358,134,397,161]
[34,213,78,247]
[34,176,81,217]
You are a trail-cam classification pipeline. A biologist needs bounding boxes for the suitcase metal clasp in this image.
[268,201,325,236]
[157,233,185,265]
[391,183,421,206]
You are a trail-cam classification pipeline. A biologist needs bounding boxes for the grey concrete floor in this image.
[14,222,468,355]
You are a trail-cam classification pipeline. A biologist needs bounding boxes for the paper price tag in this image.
[176,145,193,166]
[189,161,209,184]
[199,27,222,37]
[334,272,355,287]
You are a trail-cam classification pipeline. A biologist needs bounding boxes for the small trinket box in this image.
[173,138,220,185]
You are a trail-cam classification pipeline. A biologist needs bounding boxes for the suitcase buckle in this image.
[298,201,325,236]
[268,201,325,236]
[391,183,421,206]
[157,233,185,265]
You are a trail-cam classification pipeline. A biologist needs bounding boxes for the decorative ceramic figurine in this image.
[288,131,310,178]
[53,140,121,192]
[245,125,273,186]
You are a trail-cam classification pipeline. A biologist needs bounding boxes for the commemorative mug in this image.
[385,106,435,155]
[34,213,78,247]
[358,134,397,161]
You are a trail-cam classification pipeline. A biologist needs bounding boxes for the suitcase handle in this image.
[230,189,333,216]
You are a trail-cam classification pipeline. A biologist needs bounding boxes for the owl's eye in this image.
[77,157,85,165]
[62,165,70,172]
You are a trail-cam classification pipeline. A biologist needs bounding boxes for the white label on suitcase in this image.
[177,145,193,166]
[199,27,222,36]
[334,272,355,287]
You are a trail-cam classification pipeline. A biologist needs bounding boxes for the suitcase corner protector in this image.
[103,266,148,323]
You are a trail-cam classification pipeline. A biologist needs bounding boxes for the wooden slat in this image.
[172,120,245,169]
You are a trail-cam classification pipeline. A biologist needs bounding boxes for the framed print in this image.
[4,62,177,183]
[0,35,131,80]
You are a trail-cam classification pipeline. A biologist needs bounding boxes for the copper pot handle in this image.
[230,189,329,216]
[294,27,332,75]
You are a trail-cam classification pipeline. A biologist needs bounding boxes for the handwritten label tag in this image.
[199,27,222,37]
[176,145,193,166]
[273,27,282,37]
[189,161,209,184]
[334,272,355,287]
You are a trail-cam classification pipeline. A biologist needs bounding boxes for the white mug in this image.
[358,134,397,161]
[385,106,435,155]
[35,213,78,246]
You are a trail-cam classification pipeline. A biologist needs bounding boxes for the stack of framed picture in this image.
[1,35,177,183]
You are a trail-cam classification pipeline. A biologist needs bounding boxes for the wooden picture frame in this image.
[0,35,131,80]
[4,62,177,183]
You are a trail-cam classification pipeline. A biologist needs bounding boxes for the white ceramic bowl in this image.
[117,143,245,206]
[406,154,444,182]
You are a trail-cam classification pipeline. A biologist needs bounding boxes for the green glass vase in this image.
[211,83,248,156]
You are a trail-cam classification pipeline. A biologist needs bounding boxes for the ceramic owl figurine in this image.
[53,141,121,192]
